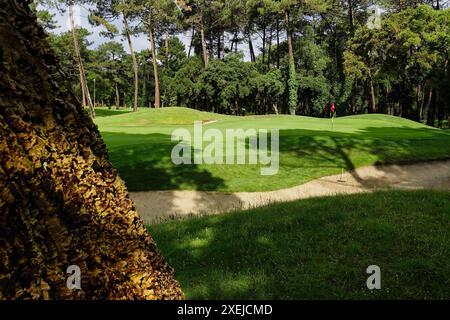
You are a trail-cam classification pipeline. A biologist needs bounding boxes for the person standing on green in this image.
[330,102,336,129]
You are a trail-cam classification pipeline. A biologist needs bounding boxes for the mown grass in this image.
[95,107,450,192]
[149,190,450,300]
[93,107,132,118]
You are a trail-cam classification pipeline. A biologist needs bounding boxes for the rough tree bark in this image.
[0,0,183,300]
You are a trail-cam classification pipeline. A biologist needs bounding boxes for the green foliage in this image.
[41,2,450,123]
[344,5,450,120]
[88,14,119,35]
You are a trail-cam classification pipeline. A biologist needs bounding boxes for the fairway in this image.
[95,107,450,192]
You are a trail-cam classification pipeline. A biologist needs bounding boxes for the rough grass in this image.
[149,190,450,300]
[95,108,450,192]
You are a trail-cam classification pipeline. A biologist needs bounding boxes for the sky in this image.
[48,5,191,53]
[46,4,260,61]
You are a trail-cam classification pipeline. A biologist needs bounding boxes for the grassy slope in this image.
[95,107,450,192]
[93,108,132,118]
[149,190,450,300]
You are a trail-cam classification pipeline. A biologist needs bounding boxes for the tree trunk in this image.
[123,13,139,113]
[348,0,354,32]
[188,25,195,58]
[285,10,297,115]
[115,82,120,110]
[267,24,273,68]
[286,11,294,70]
[149,23,161,108]
[231,31,238,53]
[427,89,437,127]
[200,22,208,67]
[276,18,280,69]
[262,21,266,64]
[248,30,256,63]
[369,72,377,113]
[69,3,95,119]
[142,61,147,107]
[164,32,169,66]
[69,3,85,106]
[217,32,221,59]
[0,0,183,300]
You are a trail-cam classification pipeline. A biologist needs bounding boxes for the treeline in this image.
[35,1,449,126]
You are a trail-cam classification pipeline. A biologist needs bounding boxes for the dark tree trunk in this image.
[248,30,256,63]
[188,25,195,58]
[276,18,280,69]
[348,0,354,32]
[217,32,221,59]
[262,21,266,64]
[115,82,121,110]
[427,89,437,126]
[285,11,294,70]
[267,24,273,68]
[0,0,183,300]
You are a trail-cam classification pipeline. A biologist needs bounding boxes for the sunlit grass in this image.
[95,108,450,192]
[149,190,450,300]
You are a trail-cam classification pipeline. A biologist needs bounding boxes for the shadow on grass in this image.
[278,126,450,186]
[101,132,244,223]
[101,126,450,222]
[95,108,132,117]
[149,190,450,300]
[104,126,450,191]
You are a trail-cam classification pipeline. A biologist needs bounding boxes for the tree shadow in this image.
[102,132,227,191]
[278,126,450,188]
[150,190,450,300]
[101,126,450,223]
[101,132,243,224]
[94,109,132,117]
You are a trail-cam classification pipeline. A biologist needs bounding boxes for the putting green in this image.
[95,107,450,192]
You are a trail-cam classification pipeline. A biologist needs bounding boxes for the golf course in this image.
[96,107,450,192]
[93,107,450,299]
[4,0,450,303]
